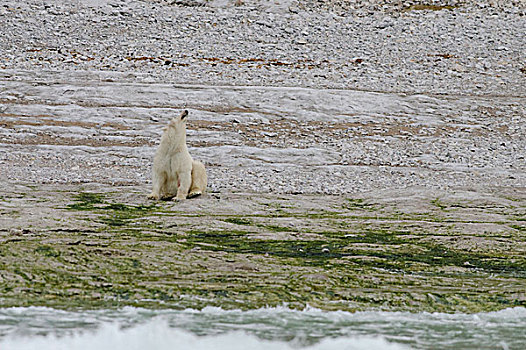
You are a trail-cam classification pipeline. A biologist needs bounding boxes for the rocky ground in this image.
[0,0,524,95]
[0,0,524,311]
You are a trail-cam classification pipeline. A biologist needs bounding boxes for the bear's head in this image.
[164,109,189,139]
[169,109,188,126]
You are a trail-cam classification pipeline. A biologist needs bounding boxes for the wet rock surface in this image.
[0,183,524,311]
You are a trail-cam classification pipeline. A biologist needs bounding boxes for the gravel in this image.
[0,0,524,196]
[0,0,524,96]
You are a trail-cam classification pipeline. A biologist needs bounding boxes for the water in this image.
[0,306,524,350]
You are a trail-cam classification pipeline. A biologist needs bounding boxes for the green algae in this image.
[0,188,524,312]
[223,216,300,233]
[66,192,106,210]
[223,217,253,226]
[66,192,162,228]
[186,231,344,262]
[182,226,526,277]
[344,198,381,212]
[510,224,526,232]
[96,203,160,227]
[35,245,60,258]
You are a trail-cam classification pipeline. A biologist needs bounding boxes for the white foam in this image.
[2,306,525,350]
[1,318,408,350]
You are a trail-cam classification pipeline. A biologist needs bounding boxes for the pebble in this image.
[0,0,524,196]
[0,0,522,96]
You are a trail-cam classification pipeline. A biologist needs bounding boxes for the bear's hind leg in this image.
[188,160,207,198]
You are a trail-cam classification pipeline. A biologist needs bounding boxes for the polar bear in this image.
[148,110,207,201]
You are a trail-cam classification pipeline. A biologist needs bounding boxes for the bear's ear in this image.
[180,110,188,121]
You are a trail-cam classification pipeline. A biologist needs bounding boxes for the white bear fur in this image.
[148,110,207,201]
